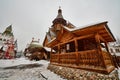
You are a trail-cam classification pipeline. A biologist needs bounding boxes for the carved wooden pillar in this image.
[75,38,79,65]
[50,48,53,63]
[95,33,106,68]
[58,44,60,63]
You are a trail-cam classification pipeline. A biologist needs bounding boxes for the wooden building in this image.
[24,38,50,60]
[43,8,116,74]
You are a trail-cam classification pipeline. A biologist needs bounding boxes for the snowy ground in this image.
[0,57,66,80]
[118,67,120,79]
[0,57,120,80]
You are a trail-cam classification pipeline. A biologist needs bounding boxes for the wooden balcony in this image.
[50,49,115,74]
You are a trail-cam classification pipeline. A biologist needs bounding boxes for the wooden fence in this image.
[50,49,113,68]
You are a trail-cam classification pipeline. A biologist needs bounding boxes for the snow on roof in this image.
[64,21,108,31]
[29,42,43,48]
[44,47,56,52]
[44,47,51,51]
[31,42,42,46]
[64,26,78,31]
[48,37,56,43]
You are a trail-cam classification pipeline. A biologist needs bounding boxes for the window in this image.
[66,41,75,52]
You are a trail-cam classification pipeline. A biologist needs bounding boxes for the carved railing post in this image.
[50,48,52,63]
[58,44,60,63]
[75,38,79,65]
[95,33,106,68]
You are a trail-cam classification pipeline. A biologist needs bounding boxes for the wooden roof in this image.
[43,21,116,47]
[65,21,116,42]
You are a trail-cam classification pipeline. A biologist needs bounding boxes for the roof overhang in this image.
[45,38,59,48]
[71,21,116,42]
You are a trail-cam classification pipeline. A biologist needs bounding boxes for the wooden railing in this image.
[50,49,115,73]
[50,49,101,67]
[78,50,100,66]
[102,51,113,67]
[51,50,113,66]
[50,54,59,63]
[59,52,76,64]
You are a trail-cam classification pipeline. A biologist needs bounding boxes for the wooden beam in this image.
[50,48,53,63]
[53,34,95,48]
[58,44,60,63]
[101,34,109,37]
[95,33,106,68]
[98,35,106,42]
[75,39,79,65]
[75,34,94,40]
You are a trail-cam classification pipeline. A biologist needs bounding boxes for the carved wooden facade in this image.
[43,8,116,74]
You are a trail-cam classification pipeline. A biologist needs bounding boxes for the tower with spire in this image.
[51,7,67,36]
[52,7,66,26]
[0,25,17,59]
[43,7,76,46]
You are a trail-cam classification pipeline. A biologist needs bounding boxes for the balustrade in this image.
[51,49,101,67]
[78,50,100,66]
[102,51,112,66]
[50,49,114,73]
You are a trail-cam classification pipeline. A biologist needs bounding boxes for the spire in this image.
[5,25,12,32]
[56,6,63,19]
[59,6,61,12]
[52,7,66,26]
[2,25,13,36]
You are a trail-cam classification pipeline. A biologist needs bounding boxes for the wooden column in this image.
[75,38,79,65]
[50,48,53,63]
[95,33,106,68]
[58,44,60,63]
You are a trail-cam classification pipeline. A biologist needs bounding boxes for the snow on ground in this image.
[0,57,119,80]
[0,57,66,80]
[118,68,120,79]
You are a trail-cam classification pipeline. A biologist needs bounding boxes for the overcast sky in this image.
[0,0,120,51]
